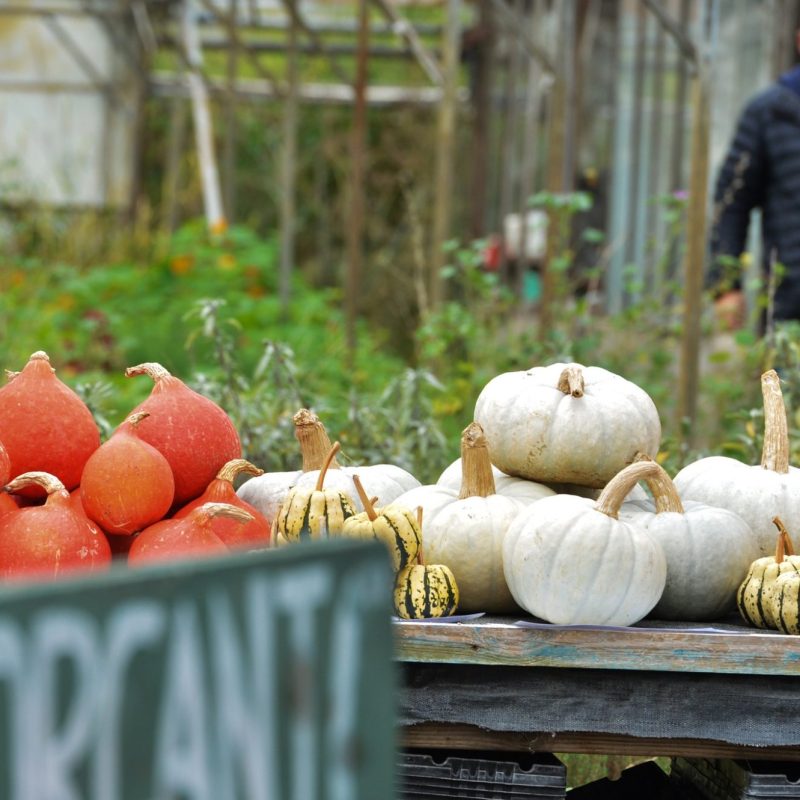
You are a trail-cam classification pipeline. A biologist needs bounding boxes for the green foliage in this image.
[1,194,796,488]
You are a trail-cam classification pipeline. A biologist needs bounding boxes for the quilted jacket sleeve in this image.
[707,95,768,290]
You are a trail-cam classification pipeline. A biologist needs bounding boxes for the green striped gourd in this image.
[392,509,459,619]
[737,517,800,628]
[338,475,420,571]
[771,571,800,634]
[275,442,356,543]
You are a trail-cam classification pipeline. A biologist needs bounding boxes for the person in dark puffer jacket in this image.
[709,29,800,329]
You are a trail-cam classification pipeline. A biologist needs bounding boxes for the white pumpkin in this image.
[503,460,667,626]
[294,462,418,512]
[673,370,800,557]
[474,362,661,488]
[391,423,553,612]
[619,459,759,620]
[437,461,555,505]
[238,408,420,520]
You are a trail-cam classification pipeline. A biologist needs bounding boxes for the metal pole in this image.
[181,0,226,232]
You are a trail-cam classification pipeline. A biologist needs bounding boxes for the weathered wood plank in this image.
[393,616,800,676]
[402,723,800,761]
[399,662,800,750]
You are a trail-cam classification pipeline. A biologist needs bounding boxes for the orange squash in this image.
[0,352,100,495]
[124,362,241,506]
[173,459,271,549]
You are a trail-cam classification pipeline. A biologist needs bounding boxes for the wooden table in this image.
[395,615,800,761]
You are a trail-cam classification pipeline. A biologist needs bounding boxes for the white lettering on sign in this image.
[0,556,381,800]
[208,587,271,800]
[153,602,211,800]
[31,610,100,800]
[93,601,167,800]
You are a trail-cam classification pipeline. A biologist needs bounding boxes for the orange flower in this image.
[210,218,228,236]
[170,254,194,275]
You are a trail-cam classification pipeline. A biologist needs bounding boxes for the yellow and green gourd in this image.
[771,569,800,634]
[392,509,459,619]
[275,442,356,543]
[338,475,421,571]
[737,517,800,629]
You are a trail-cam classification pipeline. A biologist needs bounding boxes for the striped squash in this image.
[393,563,459,619]
[338,475,420,571]
[772,571,800,635]
[737,517,800,628]
[275,442,356,543]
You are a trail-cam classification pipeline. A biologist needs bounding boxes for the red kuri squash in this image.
[80,411,174,535]
[124,363,241,506]
[128,502,251,565]
[0,352,100,495]
[173,458,271,549]
[0,472,111,579]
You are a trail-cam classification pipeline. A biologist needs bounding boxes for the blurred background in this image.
[1,0,799,484]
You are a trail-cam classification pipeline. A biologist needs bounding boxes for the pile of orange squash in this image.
[0,351,270,581]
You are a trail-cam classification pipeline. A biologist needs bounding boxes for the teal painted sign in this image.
[0,538,395,800]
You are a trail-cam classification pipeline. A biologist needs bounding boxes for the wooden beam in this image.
[279,0,352,85]
[150,72,462,106]
[161,91,189,233]
[429,0,462,309]
[498,0,524,286]
[159,34,431,60]
[42,13,130,111]
[488,0,555,76]
[467,0,493,239]
[677,70,711,443]
[196,0,285,97]
[371,0,443,85]
[222,0,238,223]
[642,0,698,68]
[279,12,299,313]
[402,723,800,760]
[345,0,370,359]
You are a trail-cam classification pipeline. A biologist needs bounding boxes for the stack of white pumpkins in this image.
[238,363,800,627]
[395,362,783,626]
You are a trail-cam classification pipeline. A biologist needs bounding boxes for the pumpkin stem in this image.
[293,409,340,471]
[192,502,254,526]
[4,471,66,497]
[761,370,790,474]
[316,442,341,492]
[216,459,264,483]
[459,422,497,499]
[773,516,795,561]
[125,411,150,429]
[352,475,377,521]
[594,460,662,519]
[557,365,585,398]
[125,362,172,382]
[632,453,683,514]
